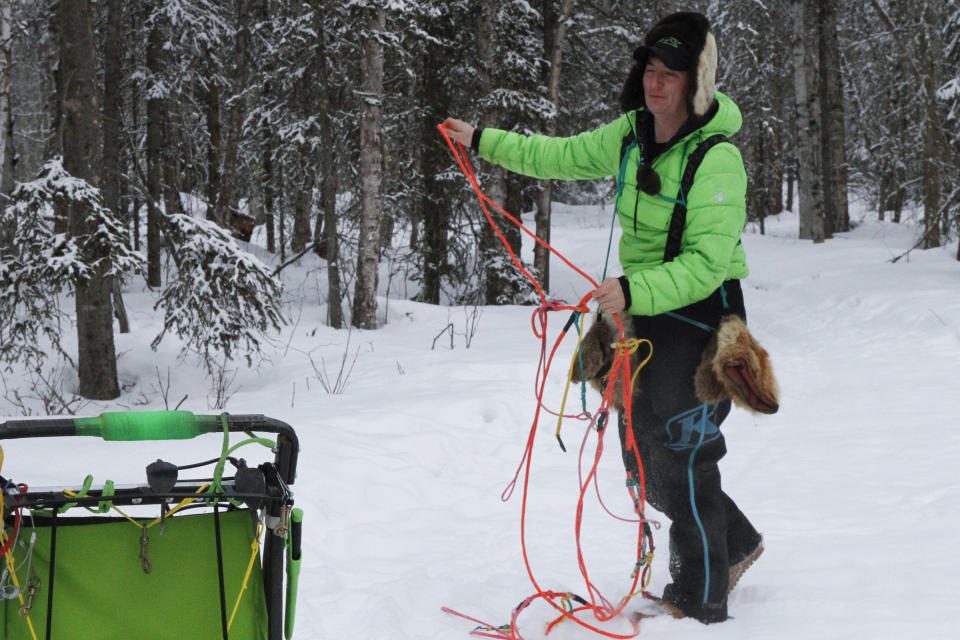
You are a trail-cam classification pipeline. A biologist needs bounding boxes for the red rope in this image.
[0,484,26,558]
[438,125,653,639]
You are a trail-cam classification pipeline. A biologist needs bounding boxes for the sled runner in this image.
[0,411,301,640]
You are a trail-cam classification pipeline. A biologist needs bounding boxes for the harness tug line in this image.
[438,124,658,639]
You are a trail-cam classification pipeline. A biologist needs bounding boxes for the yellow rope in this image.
[62,483,211,530]
[621,551,656,606]
[0,489,39,640]
[616,338,653,399]
[227,520,264,630]
[556,321,588,441]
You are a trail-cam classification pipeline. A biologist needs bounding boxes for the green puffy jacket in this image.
[477,91,748,316]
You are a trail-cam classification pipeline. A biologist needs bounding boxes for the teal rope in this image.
[601,203,619,282]
[687,403,712,605]
[574,315,588,413]
[615,140,637,209]
[664,311,715,333]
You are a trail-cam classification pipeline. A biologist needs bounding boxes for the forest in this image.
[0,0,958,403]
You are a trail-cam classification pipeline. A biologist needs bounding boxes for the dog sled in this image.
[0,411,301,640]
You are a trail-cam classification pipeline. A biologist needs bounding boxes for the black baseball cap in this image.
[634,34,696,71]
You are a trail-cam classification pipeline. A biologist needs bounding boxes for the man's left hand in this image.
[593,278,625,314]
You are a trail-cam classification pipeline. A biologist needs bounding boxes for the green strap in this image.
[93,480,115,514]
[58,474,94,514]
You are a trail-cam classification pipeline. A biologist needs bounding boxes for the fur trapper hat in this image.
[619,12,718,117]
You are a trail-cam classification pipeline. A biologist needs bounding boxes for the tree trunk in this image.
[419,25,448,305]
[276,159,285,261]
[101,0,128,334]
[785,166,794,213]
[48,8,68,234]
[291,175,311,253]
[534,0,573,293]
[919,11,941,249]
[793,0,825,243]
[0,1,12,197]
[162,111,181,218]
[352,5,385,329]
[263,135,276,253]
[291,4,325,257]
[146,11,164,286]
[218,0,254,234]
[58,0,120,400]
[130,76,142,251]
[314,3,343,328]
[101,0,123,220]
[817,0,849,236]
[478,0,511,304]
[205,66,223,226]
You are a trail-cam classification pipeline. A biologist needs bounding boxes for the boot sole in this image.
[727,544,764,596]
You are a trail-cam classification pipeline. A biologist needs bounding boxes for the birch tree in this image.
[352,3,385,329]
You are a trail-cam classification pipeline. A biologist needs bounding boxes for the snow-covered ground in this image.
[1,200,958,640]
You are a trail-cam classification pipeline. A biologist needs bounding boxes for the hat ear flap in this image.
[619,61,647,113]
[691,31,717,116]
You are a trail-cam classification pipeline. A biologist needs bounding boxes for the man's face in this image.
[642,56,689,121]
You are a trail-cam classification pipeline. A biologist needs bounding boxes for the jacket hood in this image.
[699,90,741,139]
[630,91,742,155]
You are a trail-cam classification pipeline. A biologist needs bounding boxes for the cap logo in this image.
[658,36,684,48]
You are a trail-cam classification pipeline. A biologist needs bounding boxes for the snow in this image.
[2,201,958,640]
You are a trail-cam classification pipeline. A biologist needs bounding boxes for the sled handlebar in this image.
[1,410,291,440]
[0,411,299,482]
[75,410,221,440]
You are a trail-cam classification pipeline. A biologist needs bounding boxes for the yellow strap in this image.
[227,521,264,630]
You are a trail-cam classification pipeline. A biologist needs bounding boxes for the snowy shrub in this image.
[153,213,284,370]
[0,157,141,370]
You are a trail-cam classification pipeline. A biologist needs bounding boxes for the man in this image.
[443,11,764,624]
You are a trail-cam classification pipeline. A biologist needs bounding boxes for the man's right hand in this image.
[441,118,475,147]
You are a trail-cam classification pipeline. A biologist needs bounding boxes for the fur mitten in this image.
[573,312,779,415]
[694,314,779,414]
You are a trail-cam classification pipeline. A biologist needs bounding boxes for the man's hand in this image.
[593,277,626,314]
[441,117,475,147]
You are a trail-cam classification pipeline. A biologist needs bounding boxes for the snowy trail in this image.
[1,205,956,640]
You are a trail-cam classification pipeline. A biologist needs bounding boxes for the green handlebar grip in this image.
[285,508,304,640]
[74,411,221,441]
